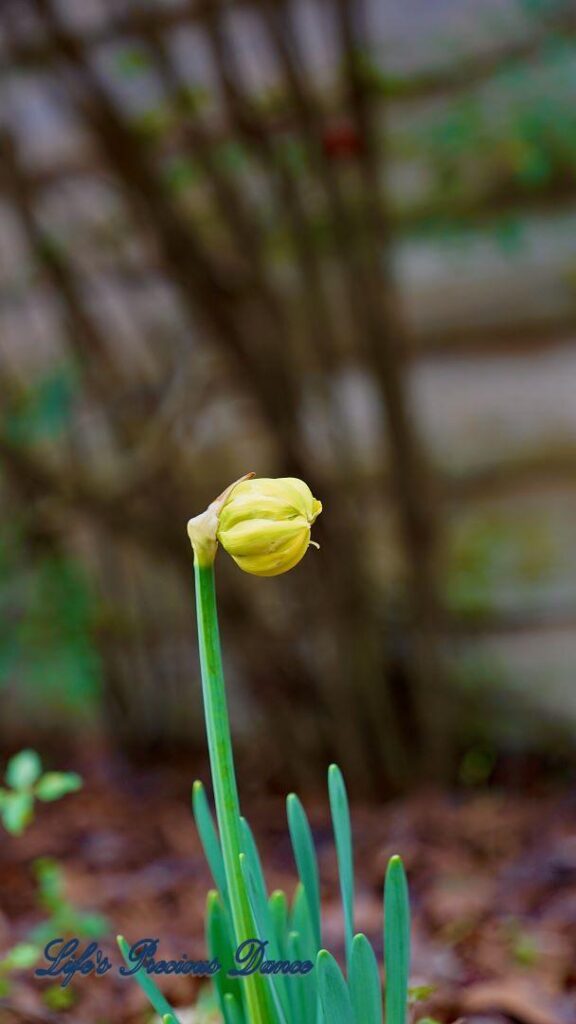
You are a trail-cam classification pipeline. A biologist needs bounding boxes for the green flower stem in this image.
[193,560,267,1024]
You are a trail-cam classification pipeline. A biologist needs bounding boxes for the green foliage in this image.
[31,858,108,946]
[115,46,152,78]
[317,950,354,1023]
[0,543,102,719]
[0,369,102,724]
[120,554,415,1023]
[164,155,202,194]
[5,748,42,789]
[286,793,321,950]
[0,757,106,1001]
[42,983,77,1011]
[3,367,76,448]
[121,763,414,1024]
[194,769,410,1024]
[445,513,553,619]
[350,934,383,1024]
[35,772,83,802]
[329,763,355,967]
[19,556,102,714]
[458,744,497,786]
[385,35,576,240]
[0,749,82,836]
[0,900,100,1008]
[409,984,437,1005]
[118,935,177,1019]
[0,790,34,836]
[0,861,107,1001]
[193,781,230,909]
[0,943,40,998]
[384,857,411,1024]
[505,917,540,967]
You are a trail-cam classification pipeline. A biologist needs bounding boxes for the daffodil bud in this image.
[217,477,322,577]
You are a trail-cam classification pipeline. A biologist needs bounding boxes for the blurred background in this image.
[3,0,576,794]
[3,0,576,1021]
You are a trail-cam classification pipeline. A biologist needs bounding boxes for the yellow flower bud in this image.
[217,477,322,577]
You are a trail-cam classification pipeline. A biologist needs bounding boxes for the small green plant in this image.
[0,858,108,1004]
[0,749,82,836]
[0,752,107,1004]
[30,858,109,946]
[0,942,40,998]
[121,476,415,1024]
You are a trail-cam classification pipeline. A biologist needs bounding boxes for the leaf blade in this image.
[287,793,322,951]
[328,764,354,967]
[117,936,181,1023]
[384,856,411,1024]
[317,949,354,1024]
[192,780,230,912]
[206,889,243,1016]
[6,750,42,790]
[350,933,382,1024]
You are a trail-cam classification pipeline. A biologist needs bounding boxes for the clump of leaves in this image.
[0,749,82,836]
[127,771,414,1024]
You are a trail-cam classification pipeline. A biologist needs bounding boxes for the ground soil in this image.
[1,753,576,1023]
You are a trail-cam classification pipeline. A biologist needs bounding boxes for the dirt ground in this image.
[1,752,576,1024]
